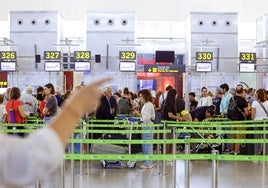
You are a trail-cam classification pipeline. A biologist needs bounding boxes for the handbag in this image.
[9,101,16,123]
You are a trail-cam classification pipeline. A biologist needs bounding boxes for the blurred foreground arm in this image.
[50,78,111,146]
[0,78,111,186]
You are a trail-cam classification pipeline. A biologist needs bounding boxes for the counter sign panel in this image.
[196,52,213,61]
[44,51,61,61]
[239,52,256,63]
[74,51,91,62]
[0,51,16,62]
[119,51,136,60]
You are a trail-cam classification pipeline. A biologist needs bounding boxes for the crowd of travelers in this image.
[1,82,268,170]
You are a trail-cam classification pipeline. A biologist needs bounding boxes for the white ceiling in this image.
[0,0,267,22]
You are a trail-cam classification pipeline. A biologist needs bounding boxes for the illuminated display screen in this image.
[239,52,256,62]
[119,51,136,60]
[143,64,185,73]
[74,51,91,61]
[44,61,61,71]
[75,62,91,72]
[239,63,255,72]
[196,62,212,72]
[1,62,16,71]
[0,51,16,62]
[119,61,136,71]
[196,52,213,61]
[44,51,61,60]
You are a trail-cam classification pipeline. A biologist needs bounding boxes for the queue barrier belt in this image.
[1,124,268,162]
[1,127,268,144]
[175,129,268,134]
[67,138,268,144]
[64,154,268,161]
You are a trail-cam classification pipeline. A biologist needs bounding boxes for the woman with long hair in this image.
[42,83,58,124]
[197,87,213,107]
[251,88,268,155]
[162,88,186,153]
[5,87,29,137]
[134,89,155,169]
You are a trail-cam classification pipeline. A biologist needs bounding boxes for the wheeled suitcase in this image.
[90,133,137,168]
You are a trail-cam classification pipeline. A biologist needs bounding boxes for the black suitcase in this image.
[240,128,254,155]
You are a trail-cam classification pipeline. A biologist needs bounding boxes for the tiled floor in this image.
[52,159,268,188]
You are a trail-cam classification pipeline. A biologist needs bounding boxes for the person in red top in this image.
[5,87,29,137]
[39,93,48,119]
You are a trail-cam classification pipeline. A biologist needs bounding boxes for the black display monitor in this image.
[155,51,175,62]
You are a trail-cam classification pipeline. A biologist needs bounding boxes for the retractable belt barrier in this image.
[1,119,268,161]
[2,118,267,188]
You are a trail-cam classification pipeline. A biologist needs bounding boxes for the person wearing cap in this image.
[20,86,38,116]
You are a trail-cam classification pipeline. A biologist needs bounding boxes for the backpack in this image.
[117,97,131,114]
[227,97,244,120]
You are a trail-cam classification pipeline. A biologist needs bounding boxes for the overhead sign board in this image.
[44,51,61,61]
[74,51,91,62]
[0,51,17,62]
[144,64,185,73]
[196,52,213,61]
[119,51,136,61]
[239,52,256,63]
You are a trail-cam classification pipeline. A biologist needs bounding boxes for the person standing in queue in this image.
[189,92,198,112]
[197,87,213,107]
[5,87,29,137]
[133,89,155,169]
[42,83,58,124]
[162,88,186,154]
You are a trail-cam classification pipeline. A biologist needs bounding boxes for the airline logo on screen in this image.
[0,51,16,62]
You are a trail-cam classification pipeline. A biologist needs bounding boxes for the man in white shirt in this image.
[20,86,38,116]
